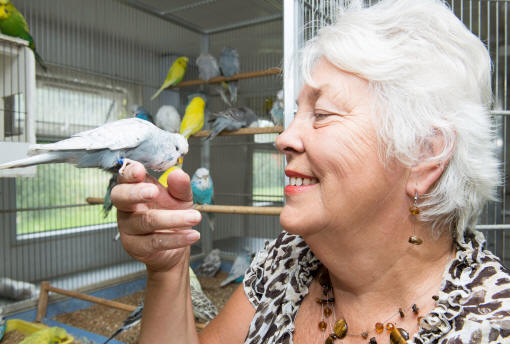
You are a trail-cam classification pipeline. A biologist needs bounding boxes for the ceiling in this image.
[119,0,283,34]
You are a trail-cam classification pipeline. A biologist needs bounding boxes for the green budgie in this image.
[19,326,70,344]
[151,56,189,100]
[0,0,47,71]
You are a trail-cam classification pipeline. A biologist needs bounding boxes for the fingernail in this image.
[186,231,200,242]
[185,210,201,223]
[141,187,155,200]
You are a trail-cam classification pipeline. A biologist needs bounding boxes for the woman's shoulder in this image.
[243,231,319,307]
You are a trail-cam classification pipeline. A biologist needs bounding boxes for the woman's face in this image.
[276,58,407,237]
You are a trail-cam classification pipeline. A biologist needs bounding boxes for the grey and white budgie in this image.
[103,302,143,344]
[220,248,253,287]
[0,118,188,216]
[196,53,220,81]
[205,107,259,141]
[155,105,181,133]
[195,249,221,277]
[219,47,240,104]
[270,89,284,126]
[189,267,218,323]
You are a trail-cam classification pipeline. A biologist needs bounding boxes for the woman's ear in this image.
[406,131,454,197]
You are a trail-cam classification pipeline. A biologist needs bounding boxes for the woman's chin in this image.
[279,205,314,234]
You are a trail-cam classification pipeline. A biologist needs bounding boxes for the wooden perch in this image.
[194,204,282,215]
[86,198,282,215]
[36,281,207,329]
[171,67,282,88]
[192,126,282,137]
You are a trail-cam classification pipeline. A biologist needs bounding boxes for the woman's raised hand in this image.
[111,161,201,273]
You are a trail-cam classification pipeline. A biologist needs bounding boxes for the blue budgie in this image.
[205,107,258,141]
[0,118,188,216]
[195,249,221,278]
[191,167,215,232]
[0,315,5,342]
[219,47,240,104]
[132,105,153,123]
[103,302,143,344]
[220,248,253,287]
[196,53,220,81]
[270,89,284,126]
[154,105,181,133]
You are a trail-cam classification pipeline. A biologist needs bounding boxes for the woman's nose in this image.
[275,117,305,155]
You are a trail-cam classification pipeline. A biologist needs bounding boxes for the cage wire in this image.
[0,0,508,315]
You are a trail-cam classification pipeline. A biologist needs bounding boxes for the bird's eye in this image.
[175,145,180,151]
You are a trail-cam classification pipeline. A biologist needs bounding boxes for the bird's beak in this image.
[178,157,183,165]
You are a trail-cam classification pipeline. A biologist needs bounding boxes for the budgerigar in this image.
[191,167,215,232]
[195,249,221,277]
[151,56,189,100]
[220,248,253,287]
[132,105,153,123]
[0,315,5,341]
[103,302,143,344]
[0,0,47,71]
[196,53,220,81]
[155,105,181,133]
[189,267,218,323]
[270,89,284,126]
[205,106,259,141]
[19,327,70,344]
[0,277,37,300]
[219,47,240,104]
[0,118,188,216]
[180,94,206,139]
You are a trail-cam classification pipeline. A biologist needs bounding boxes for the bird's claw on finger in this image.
[118,158,135,176]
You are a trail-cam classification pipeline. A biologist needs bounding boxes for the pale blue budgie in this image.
[132,105,153,123]
[0,118,188,216]
[270,89,284,126]
[219,47,240,104]
[0,316,5,341]
[195,249,221,277]
[205,107,258,141]
[154,105,181,133]
[196,53,220,81]
[103,302,143,344]
[220,248,253,287]
[191,167,215,232]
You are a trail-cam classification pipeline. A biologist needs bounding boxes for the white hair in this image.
[301,0,501,238]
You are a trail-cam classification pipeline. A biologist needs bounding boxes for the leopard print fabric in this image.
[243,229,510,343]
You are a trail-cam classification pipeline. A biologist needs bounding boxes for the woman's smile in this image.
[284,169,319,195]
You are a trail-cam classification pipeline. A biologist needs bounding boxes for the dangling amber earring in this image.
[408,192,423,245]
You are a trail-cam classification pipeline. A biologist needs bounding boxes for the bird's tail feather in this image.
[205,213,215,232]
[102,329,122,344]
[204,121,229,141]
[151,86,165,101]
[103,175,118,218]
[0,153,60,170]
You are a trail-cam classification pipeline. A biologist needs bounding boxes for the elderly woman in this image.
[111,0,510,343]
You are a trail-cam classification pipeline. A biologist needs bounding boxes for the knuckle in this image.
[141,210,155,232]
[150,236,162,250]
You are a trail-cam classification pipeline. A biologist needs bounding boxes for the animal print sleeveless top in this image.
[243,229,510,343]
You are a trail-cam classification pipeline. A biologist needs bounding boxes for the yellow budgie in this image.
[19,326,70,344]
[158,95,206,187]
[151,56,189,101]
[180,96,206,139]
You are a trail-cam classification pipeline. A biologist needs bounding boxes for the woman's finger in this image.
[111,182,159,211]
[118,209,202,235]
[122,229,201,256]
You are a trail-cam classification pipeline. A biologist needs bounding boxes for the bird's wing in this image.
[29,118,157,153]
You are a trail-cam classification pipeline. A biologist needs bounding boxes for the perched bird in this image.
[195,249,221,277]
[151,56,189,100]
[270,89,284,126]
[19,327,70,344]
[0,118,188,216]
[103,302,143,344]
[191,167,215,232]
[154,105,181,133]
[219,47,240,104]
[189,267,218,323]
[205,106,258,141]
[0,277,37,300]
[0,0,47,71]
[180,95,206,139]
[131,105,153,123]
[220,248,253,287]
[196,53,220,81]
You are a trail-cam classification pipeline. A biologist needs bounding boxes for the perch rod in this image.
[86,198,282,215]
[170,67,281,88]
[192,126,283,137]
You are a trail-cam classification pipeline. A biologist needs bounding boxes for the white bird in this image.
[154,105,181,133]
[195,249,221,277]
[220,248,253,287]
